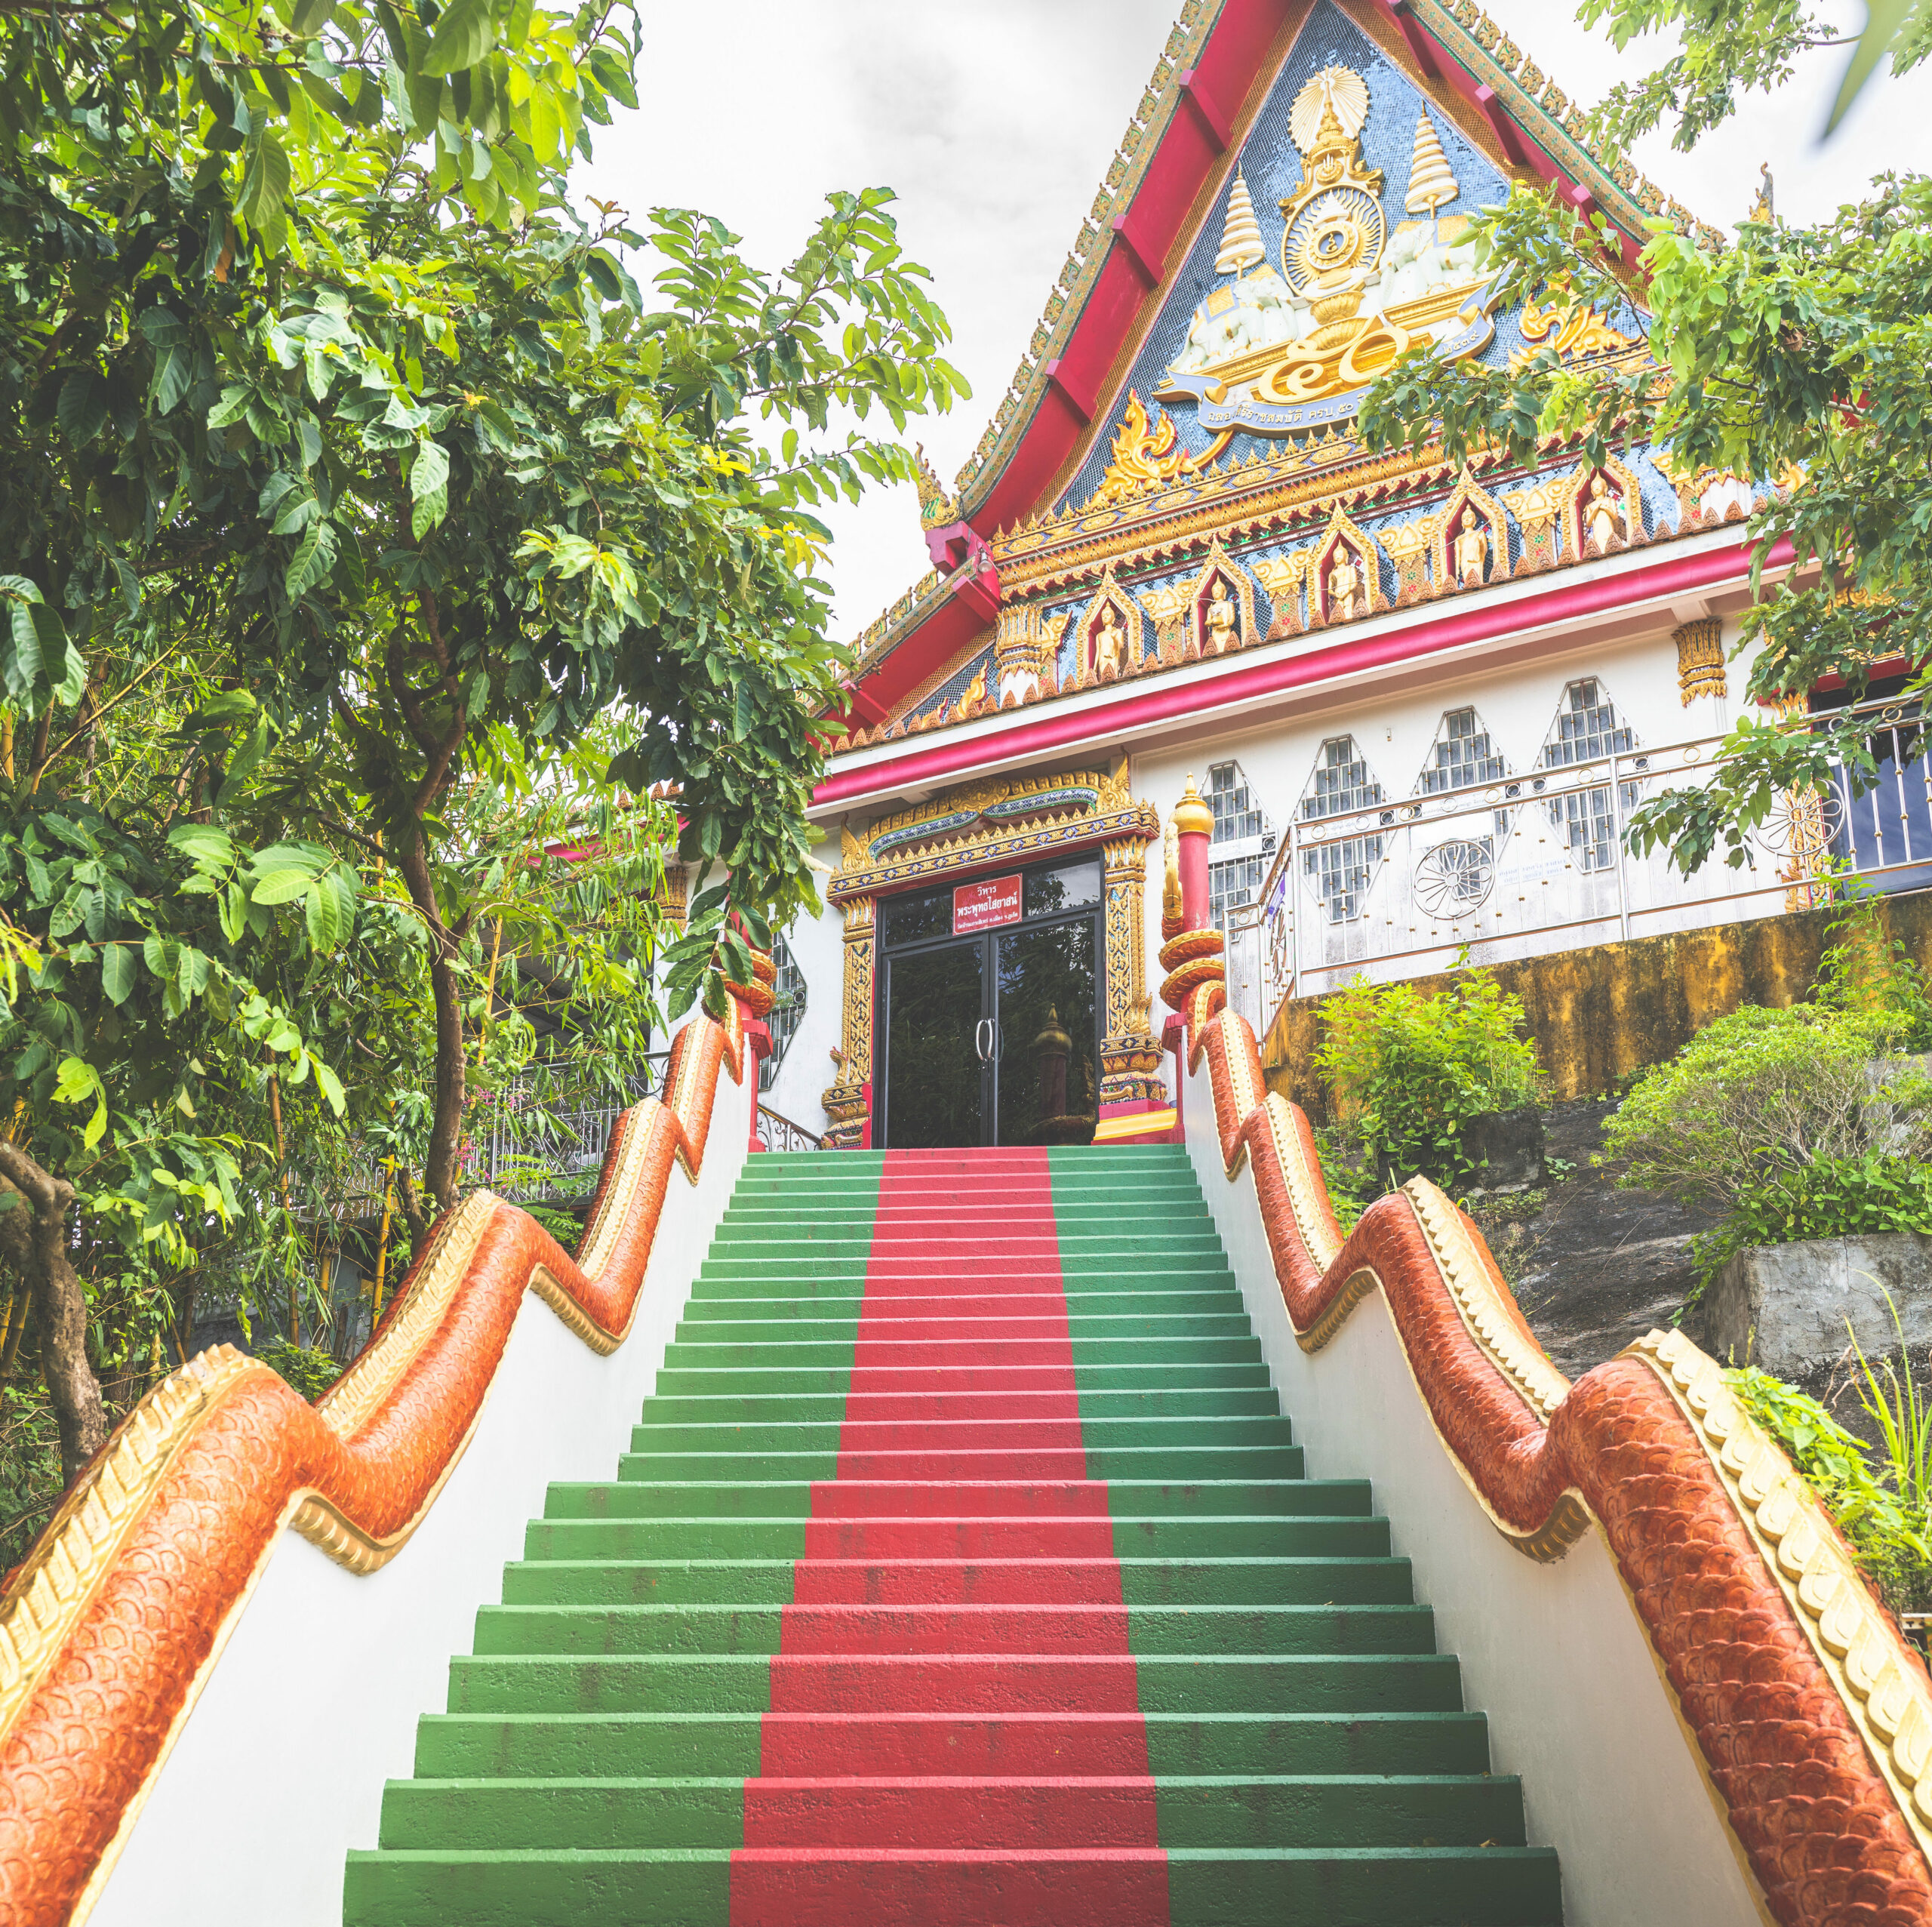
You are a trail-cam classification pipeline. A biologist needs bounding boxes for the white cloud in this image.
[582,3,1932,639]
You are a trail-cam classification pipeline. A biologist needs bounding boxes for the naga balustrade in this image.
[1157,831,1932,1925]
[0,953,775,1927]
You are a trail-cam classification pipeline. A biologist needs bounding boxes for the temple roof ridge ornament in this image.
[914,442,959,531]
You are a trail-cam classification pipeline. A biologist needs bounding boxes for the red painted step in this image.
[768,1654,1146,1713]
[728,1847,1169,1927]
[789,1559,1127,1606]
[743,1776,1162,1847]
[801,1516,1121,1561]
[758,1711,1153,1778]
[731,1147,1168,1925]
[807,1480,1112,1518]
[776,1604,1136,1655]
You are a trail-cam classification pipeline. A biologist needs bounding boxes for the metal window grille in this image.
[1300,737,1383,920]
[1539,679,1637,874]
[1208,760,1264,843]
[760,934,805,1091]
[1210,852,1266,928]
[1422,707,1506,792]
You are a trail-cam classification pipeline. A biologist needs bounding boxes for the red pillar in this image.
[1174,774,1214,932]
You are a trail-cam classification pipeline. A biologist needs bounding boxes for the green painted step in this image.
[413,1708,1497,1781]
[467,1602,1438,1658]
[499,1554,1411,1607]
[445,1652,1469,1716]
[344,1845,1559,1926]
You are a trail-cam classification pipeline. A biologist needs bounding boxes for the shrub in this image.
[1727,1359,1932,1621]
[1692,1150,1932,1288]
[1315,968,1540,1193]
[257,1338,343,1402]
[1813,885,1932,1051]
[1601,1002,1931,1218]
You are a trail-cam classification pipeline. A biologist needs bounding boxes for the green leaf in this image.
[410,439,450,537]
[423,0,495,75]
[100,943,134,1006]
[285,520,337,599]
[238,131,294,229]
[252,867,316,905]
[314,1059,347,1116]
[1826,0,1915,135]
[53,1054,107,1147]
[304,876,347,950]
[57,370,109,446]
[168,823,238,870]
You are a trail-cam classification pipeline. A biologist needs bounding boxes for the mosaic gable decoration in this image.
[1158,64,1498,440]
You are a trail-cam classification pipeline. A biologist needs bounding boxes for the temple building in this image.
[756,0,1903,1152]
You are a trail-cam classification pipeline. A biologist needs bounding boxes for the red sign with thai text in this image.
[953,874,1023,934]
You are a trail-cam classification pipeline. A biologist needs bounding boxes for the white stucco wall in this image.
[1180,1045,1767,1927]
[89,1066,755,1927]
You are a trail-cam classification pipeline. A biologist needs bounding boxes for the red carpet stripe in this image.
[730,1146,1169,1926]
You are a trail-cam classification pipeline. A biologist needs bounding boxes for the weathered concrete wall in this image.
[1705,1231,1932,1377]
[1263,889,1932,1121]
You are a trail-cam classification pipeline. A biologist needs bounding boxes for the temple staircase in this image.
[342,1145,1562,1925]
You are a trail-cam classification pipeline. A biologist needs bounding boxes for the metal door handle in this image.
[989,1017,1004,1064]
[974,1018,992,1064]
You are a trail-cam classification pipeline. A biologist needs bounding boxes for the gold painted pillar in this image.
[1100,834,1164,1107]
[823,894,876,1148]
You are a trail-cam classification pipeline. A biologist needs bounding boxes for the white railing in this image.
[1226,694,1932,1037]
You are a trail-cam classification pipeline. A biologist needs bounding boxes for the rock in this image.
[1387,1104,1546,1191]
[1703,1232,1932,1378]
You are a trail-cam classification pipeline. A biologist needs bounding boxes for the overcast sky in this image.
[583,3,1932,639]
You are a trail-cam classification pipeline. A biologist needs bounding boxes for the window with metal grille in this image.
[760,934,806,1091]
[1538,679,1638,874]
[1420,705,1510,840]
[1210,852,1266,928]
[1207,761,1264,843]
[1299,736,1384,920]
[1421,708,1506,793]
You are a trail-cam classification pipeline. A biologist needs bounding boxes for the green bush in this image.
[1727,1362,1932,1620]
[256,1338,343,1402]
[1813,887,1932,1051]
[1315,968,1540,1193]
[1601,1002,1930,1217]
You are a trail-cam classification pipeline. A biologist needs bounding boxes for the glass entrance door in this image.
[877,857,1102,1150]
[881,940,986,1149]
[995,917,1097,1147]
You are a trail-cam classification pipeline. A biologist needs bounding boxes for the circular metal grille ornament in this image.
[1755,787,1843,859]
[1414,839,1494,916]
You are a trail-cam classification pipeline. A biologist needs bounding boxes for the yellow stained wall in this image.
[1261,891,1932,1121]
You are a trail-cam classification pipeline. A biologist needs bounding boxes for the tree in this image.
[1359,3,1932,881]
[0,0,968,1485]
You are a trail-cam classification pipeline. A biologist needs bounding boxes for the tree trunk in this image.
[0,1147,106,1486]
[392,827,466,1214]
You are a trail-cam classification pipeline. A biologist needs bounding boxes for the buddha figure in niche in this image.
[1453,508,1491,586]
[1326,544,1364,622]
[1583,473,1626,553]
[1202,574,1239,655]
[1093,602,1127,680]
